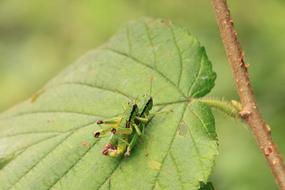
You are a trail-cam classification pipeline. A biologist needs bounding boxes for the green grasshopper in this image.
[93,95,153,157]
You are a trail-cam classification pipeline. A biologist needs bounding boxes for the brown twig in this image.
[211,0,285,189]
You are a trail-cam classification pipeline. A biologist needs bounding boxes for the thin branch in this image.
[211,0,285,189]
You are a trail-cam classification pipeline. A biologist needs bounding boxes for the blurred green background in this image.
[0,0,284,189]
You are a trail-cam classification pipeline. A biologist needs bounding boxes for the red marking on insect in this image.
[102,144,116,156]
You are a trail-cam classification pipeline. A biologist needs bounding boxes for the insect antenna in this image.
[146,75,172,99]
[114,88,135,101]
[149,75,153,96]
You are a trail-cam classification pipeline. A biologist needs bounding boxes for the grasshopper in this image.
[93,95,153,157]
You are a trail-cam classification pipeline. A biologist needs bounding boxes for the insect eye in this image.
[94,132,101,138]
[111,128,117,134]
[126,121,131,128]
[96,120,104,124]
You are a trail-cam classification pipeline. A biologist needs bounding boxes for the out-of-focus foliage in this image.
[0,0,284,189]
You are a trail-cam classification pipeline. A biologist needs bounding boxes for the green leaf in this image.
[0,18,217,190]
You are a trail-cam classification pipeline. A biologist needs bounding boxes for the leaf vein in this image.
[0,117,102,139]
[169,26,183,87]
[55,81,134,100]
[7,132,73,189]
[188,108,212,139]
[48,139,101,189]
[143,22,157,69]
[0,134,59,172]
[1,111,112,121]
[6,119,99,189]
[150,103,188,190]
[0,132,62,139]
[103,48,186,98]
[169,151,184,190]
[187,50,203,96]
[97,160,122,190]
[185,116,206,180]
